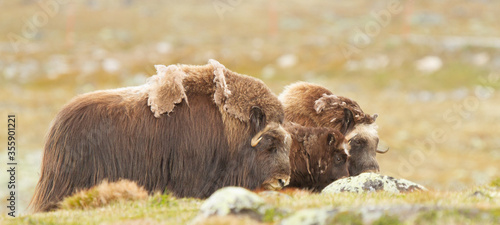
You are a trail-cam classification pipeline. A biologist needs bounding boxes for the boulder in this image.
[280,205,439,225]
[280,208,340,225]
[322,173,427,194]
[193,187,270,222]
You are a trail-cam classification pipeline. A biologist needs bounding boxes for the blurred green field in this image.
[1,0,500,218]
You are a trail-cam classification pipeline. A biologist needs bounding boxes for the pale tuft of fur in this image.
[209,59,232,108]
[314,94,338,113]
[147,64,188,118]
[60,180,148,210]
[345,123,379,140]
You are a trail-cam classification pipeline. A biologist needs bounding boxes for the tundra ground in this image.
[1,180,499,224]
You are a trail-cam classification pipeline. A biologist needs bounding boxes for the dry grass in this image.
[60,180,148,210]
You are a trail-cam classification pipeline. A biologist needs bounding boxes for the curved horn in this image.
[250,124,274,147]
[376,147,389,154]
[376,138,389,153]
[251,136,263,147]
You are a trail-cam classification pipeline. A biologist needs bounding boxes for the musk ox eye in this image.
[336,156,341,162]
[350,138,364,146]
[269,147,277,153]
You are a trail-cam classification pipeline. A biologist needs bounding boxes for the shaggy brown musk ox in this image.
[30,59,291,212]
[279,82,388,177]
[284,122,349,192]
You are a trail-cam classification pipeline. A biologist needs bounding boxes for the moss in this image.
[149,193,179,208]
[490,208,500,221]
[414,210,439,225]
[262,208,282,223]
[331,211,363,225]
[489,178,500,188]
[372,214,403,225]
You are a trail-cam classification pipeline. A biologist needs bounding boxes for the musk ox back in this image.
[279,82,388,177]
[285,123,349,192]
[30,59,291,212]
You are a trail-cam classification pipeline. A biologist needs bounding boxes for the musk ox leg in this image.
[147,64,188,118]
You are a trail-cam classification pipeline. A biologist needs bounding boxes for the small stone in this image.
[415,56,442,74]
[470,191,487,198]
[102,58,121,73]
[277,54,298,68]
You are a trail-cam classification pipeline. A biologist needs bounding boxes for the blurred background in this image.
[1,0,499,215]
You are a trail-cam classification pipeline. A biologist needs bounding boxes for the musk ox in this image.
[30,59,292,212]
[284,123,349,192]
[278,82,388,176]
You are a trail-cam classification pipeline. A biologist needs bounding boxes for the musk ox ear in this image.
[314,94,338,114]
[250,106,266,134]
[147,64,188,118]
[340,108,355,135]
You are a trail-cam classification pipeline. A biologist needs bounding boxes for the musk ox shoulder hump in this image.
[279,81,333,109]
[145,59,283,124]
[180,59,284,124]
[147,64,188,118]
[279,81,377,128]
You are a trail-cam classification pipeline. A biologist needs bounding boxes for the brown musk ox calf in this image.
[279,82,388,177]
[30,59,292,212]
[284,122,349,192]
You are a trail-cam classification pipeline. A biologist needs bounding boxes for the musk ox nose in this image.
[278,179,285,187]
[278,178,290,188]
[363,166,380,174]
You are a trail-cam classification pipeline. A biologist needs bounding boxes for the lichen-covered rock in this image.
[195,187,270,221]
[280,208,340,225]
[280,205,440,225]
[322,173,427,194]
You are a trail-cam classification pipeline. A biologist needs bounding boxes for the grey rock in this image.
[322,173,427,194]
[281,205,438,225]
[280,208,340,225]
[195,187,270,221]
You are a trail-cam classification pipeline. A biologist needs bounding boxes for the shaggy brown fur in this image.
[30,60,291,212]
[279,81,376,134]
[284,123,349,192]
[279,82,383,176]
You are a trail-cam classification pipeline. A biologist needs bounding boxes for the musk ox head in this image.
[251,119,292,190]
[315,95,388,176]
[279,82,388,177]
[344,122,384,176]
[285,123,349,192]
